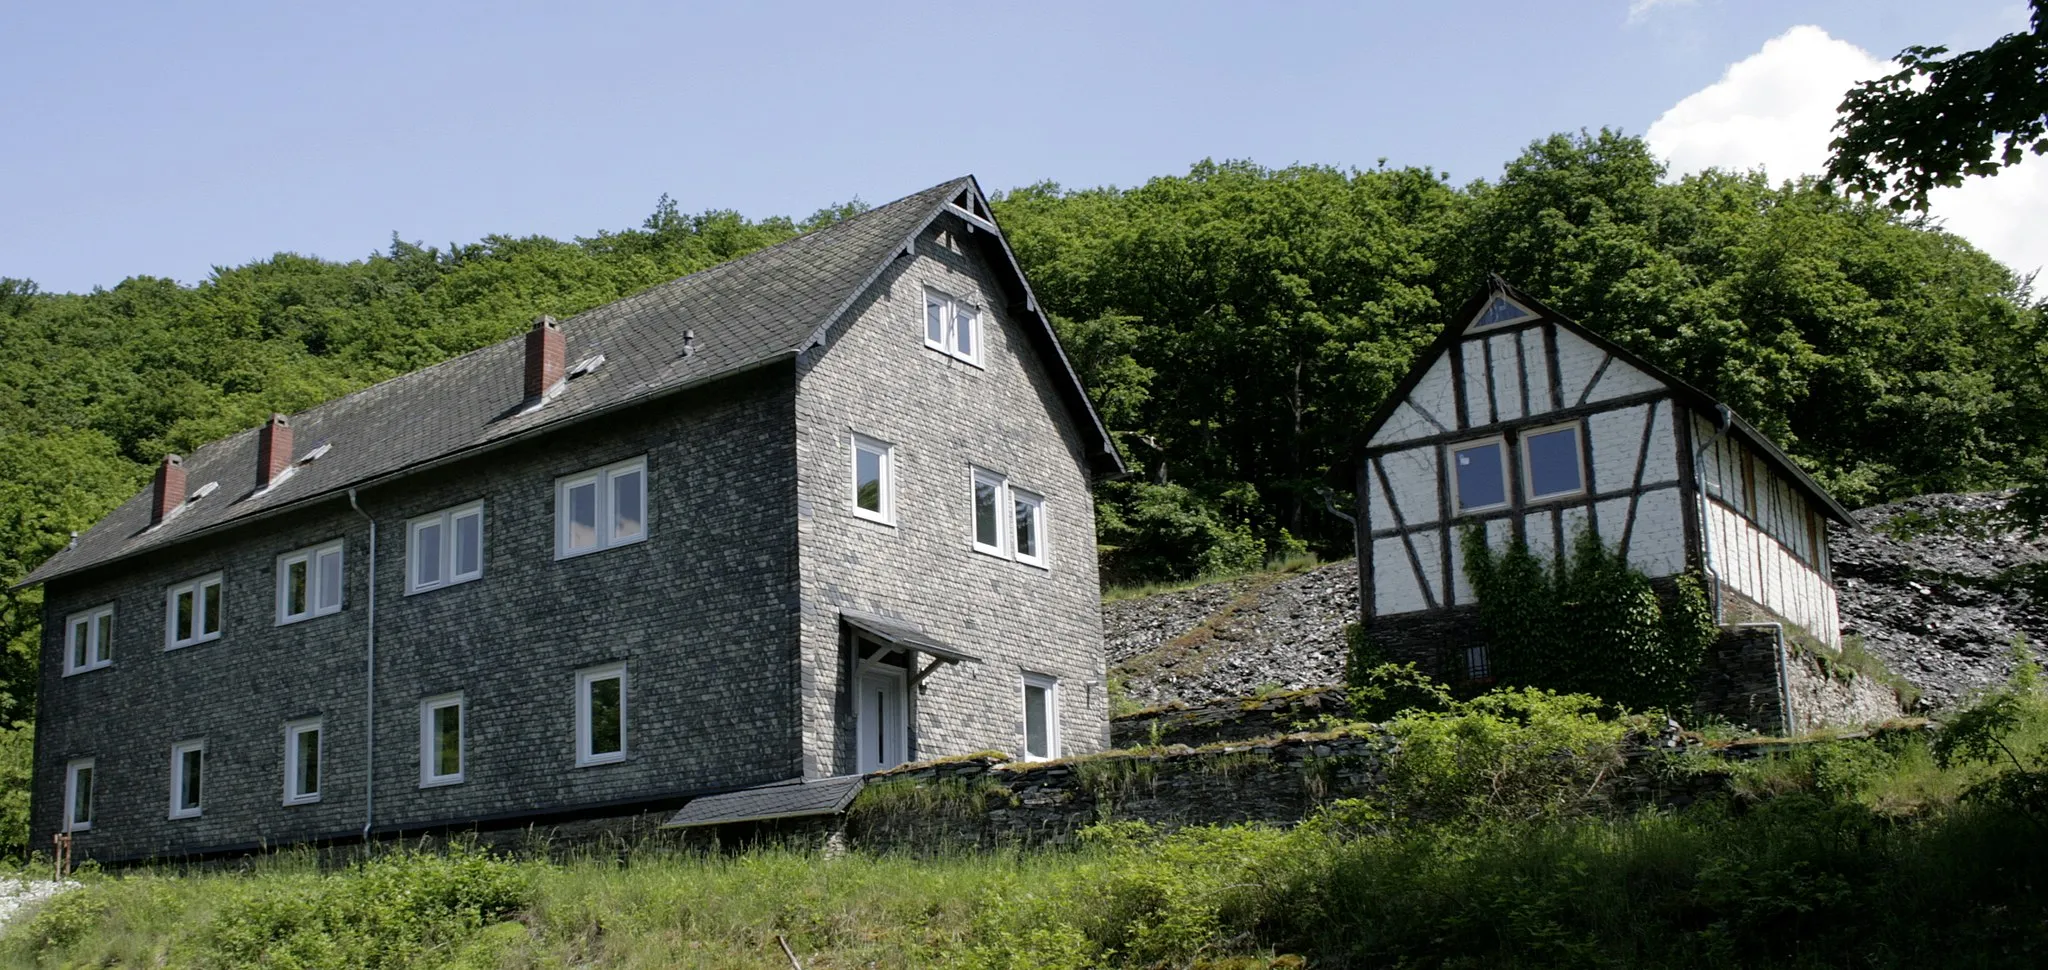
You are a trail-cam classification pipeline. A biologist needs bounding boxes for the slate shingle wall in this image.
[793,217,1109,776]
[34,370,804,862]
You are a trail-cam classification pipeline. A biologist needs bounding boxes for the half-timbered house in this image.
[1349,277,1855,689]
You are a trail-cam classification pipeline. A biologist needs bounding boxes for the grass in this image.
[1099,553,1324,604]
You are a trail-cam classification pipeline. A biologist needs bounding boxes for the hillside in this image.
[1107,492,2044,711]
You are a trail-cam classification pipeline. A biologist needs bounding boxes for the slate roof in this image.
[23,176,1122,587]
[662,775,865,828]
[1352,275,1856,525]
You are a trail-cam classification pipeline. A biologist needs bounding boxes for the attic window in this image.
[190,482,219,501]
[1470,294,1539,330]
[300,442,332,464]
[569,354,606,378]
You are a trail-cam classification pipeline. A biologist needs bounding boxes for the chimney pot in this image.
[257,413,293,489]
[525,315,566,400]
[152,455,186,525]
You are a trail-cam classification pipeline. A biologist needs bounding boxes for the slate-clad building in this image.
[1352,277,1854,681]
[20,177,1122,862]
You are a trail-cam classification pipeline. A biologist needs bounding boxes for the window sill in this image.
[852,509,896,528]
[282,795,321,807]
[165,633,222,652]
[923,341,985,370]
[575,753,627,768]
[168,809,201,821]
[420,775,464,789]
[554,533,649,562]
[61,663,112,678]
[276,607,343,628]
[1525,489,1587,506]
[971,543,1009,561]
[1015,555,1050,571]
[63,824,90,834]
[405,574,483,597]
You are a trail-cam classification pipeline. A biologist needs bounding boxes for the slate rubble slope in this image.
[1104,493,2039,711]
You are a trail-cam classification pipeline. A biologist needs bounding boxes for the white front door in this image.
[857,666,908,773]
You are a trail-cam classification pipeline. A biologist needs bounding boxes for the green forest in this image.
[2,130,2044,728]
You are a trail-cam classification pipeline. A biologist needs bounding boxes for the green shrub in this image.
[0,721,31,859]
[1346,662,1451,722]
[1382,686,1628,820]
[1462,527,1715,712]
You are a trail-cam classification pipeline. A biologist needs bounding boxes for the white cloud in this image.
[1646,24,2048,281]
[1627,0,1698,25]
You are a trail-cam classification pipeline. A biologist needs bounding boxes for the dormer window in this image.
[923,287,982,366]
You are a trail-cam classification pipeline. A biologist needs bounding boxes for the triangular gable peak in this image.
[1363,280,1668,450]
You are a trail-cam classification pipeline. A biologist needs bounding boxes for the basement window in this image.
[165,573,223,649]
[284,718,322,805]
[64,759,93,833]
[169,740,203,819]
[277,541,344,624]
[408,502,484,595]
[63,604,114,676]
[420,694,465,787]
[576,664,628,767]
[1451,438,1509,513]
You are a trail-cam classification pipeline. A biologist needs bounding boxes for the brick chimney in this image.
[257,413,293,489]
[525,315,565,400]
[152,455,186,525]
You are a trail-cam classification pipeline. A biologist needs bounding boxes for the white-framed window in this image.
[575,664,627,766]
[851,434,895,525]
[969,468,1053,568]
[165,573,223,649]
[283,718,322,805]
[1521,421,1587,502]
[63,758,93,833]
[1450,437,1510,513]
[420,693,464,787]
[555,457,648,559]
[63,605,114,676]
[407,502,485,595]
[923,286,983,366]
[1012,487,1047,568]
[169,740,203,819]
[1021,673,1060,761]
[276,541,344,625]
[971,468,1008,557]
[63,757,94,834]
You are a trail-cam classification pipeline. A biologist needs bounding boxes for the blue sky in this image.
[0,1,2030,293]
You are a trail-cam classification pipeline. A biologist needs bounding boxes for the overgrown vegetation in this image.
[13,657,2048,967]
[1461,528,1718,712]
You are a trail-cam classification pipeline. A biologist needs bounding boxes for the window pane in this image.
[202,581,221,635]
[855,447,884,513]
[1014,498,1039,558]
[955,306,976,357]
[974,479,1000,548]
[415,521,443,587]
[72,767,91,824]
[71,620,89,668]
[611,470,645,541]
[1024,685,1049,759]
[287,559,308,616]
[296,729,320,796]
[925,295,946,344]
[1526,428,1583,497]
[454,513,482,577]
[434,705,461,777]
[316,549,343,611]
[180,748,202,811]
[567,481,598,550]
[92,615,110,663]
[175,589,194,641]
[588,676,622,756]
[1454,442,1507,510]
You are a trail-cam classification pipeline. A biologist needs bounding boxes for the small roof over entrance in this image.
[662,775,866,829]
[840,609,984,667]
